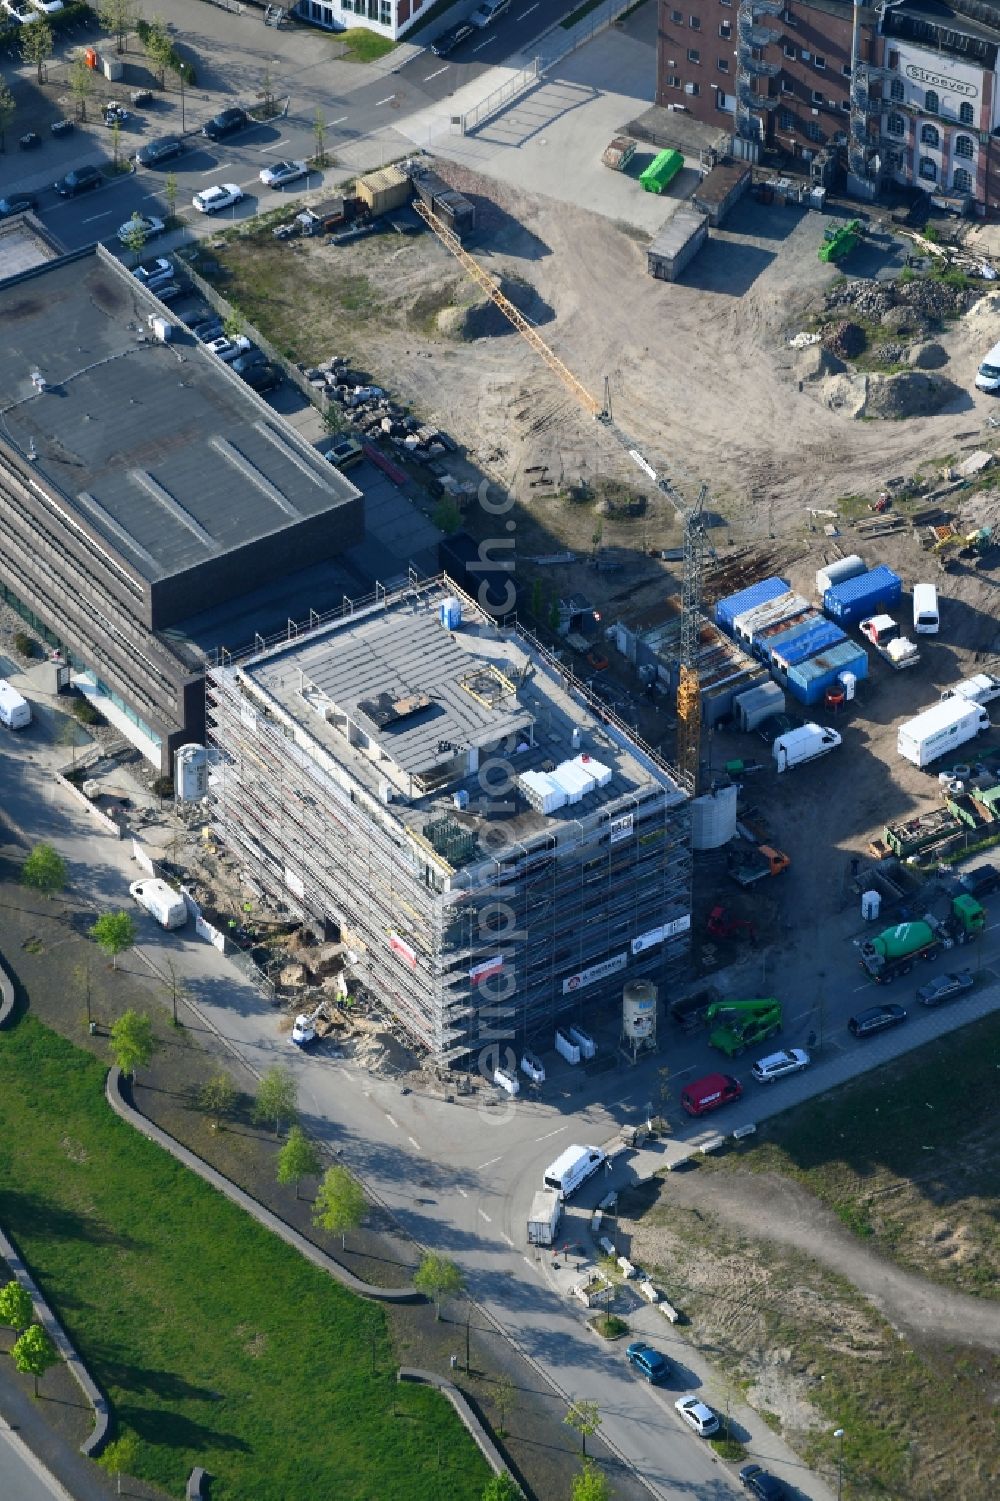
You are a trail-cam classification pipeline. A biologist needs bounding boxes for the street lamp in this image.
[834,1428,845,1501]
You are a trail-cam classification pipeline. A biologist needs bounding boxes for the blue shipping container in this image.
[760,610,823,664]
[786,640,869,706]
[823,566,902,625]
[736,592,808,646]
[774,619,846,670]
[715,577,790,635]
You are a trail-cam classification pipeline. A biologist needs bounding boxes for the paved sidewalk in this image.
[0,1372,117,1501]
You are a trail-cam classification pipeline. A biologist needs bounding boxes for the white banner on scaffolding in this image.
[631,913,691,955]
[562,951,627,995]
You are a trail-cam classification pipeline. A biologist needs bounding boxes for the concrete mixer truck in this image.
[859,895,985,983]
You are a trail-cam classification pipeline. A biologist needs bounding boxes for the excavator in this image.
[705,998,782,1058]
[933,524,993,557]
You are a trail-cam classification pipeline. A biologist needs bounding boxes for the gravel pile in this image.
[872,342,905,365]
[897,278,971,320]
[825,279,898,322]
[822,320,867,358]
[864,371,959,420]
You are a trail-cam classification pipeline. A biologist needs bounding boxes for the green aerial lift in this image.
[818,220,862,264]
[705,998,783,1057]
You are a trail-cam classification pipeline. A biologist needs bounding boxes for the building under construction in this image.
[206,577,692,1063]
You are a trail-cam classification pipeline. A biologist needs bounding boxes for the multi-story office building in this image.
[207,580,693,1062]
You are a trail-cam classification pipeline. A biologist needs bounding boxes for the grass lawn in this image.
[337,26,397,61]
[0,1016,489,1501]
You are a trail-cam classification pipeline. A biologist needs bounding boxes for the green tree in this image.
[21,843,67,897]
[90,909,136,969]
[571,1461,611,1501]
[277,1125,321,1200]
[199,1070,237,1129]
[413,1252,464,1320]
[109,1009,155,1078]
[162,958,189,1027]
[58,715,85,767]
[222,310,244,341]
[68,54,95,121]
[252,1064,298,1136]
[482,1474,523,1501]
[313,1164,366,1250]
[99,0,138,52]
[0,1281,34,1336]
[120,210,148,262]
[143,16,173,87]
[493,1371,516,1438]
[0,78,15,152]
[564,1399,602,1458]
[259,65,275,118]
[21,17,53,85]
[312,107,328,166]
[164,170,178,224]
[12,1324,57,1397]
[100,1433,140,1496]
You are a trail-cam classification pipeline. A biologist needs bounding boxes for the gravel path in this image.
[661,1169,1000,1353]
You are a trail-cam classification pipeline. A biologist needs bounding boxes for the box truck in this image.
[542,1145,605,1199]
[0,680,31,730]
[527,1188,562,1246]
[129,878,188,930]
[897,698,991,769]
[941,674,1000,707]
[772,723,842,773]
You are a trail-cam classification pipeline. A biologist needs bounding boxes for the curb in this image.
[398,1368,512,1480]
[0,1227,110,1459]
[104,1067,423,1304]
[0,952,14,1028]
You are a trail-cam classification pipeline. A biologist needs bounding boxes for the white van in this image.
[976,341,1000,392]
[129,878,188,930]
[542,1144,605,1199]
[912,582,939,635]
[0,680,31,730]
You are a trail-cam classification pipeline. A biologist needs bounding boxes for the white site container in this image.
[568,1024,596,1060]
[815,555,865,597]
[554,1028,581,1065]
[898,699,990,769]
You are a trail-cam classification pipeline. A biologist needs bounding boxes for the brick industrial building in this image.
[206,580,692,1062]
[0,244,362,773]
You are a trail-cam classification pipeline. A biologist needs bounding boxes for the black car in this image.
[241,362,282,393]
[135,136,183,167]
[916,970,975,1007]
[960,862,1000,899]
[0,195,37,219]
[848,1003,907,1038]
[431,20,475,54]
[53,165,102,197]
[50,119,74,138]
[19,132,41,150]
[231,348,268,376]
[739,1464,790,1501]
[202,106,249,141]
[192,317,224,343]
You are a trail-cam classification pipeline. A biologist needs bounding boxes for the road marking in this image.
[203,164,231,175]
[424,65,448,81]
[517,2,538,15]
[82,211,113,223]
[375,93,396,106]
[502,1232,515,1247]
[260,138,290,152]
[326,114,348,126]
[472,38,491,52]
[478,1208,492,1223]
[408,1134,422,1151]
[477,1154,503,1169]
[457,1187,468,1198]
[536,1125,568,1141]
[852,982,873,993]
[385,1112,399,1128]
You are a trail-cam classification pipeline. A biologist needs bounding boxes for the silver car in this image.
[751,1048,810,1085]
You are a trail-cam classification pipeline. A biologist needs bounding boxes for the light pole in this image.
[834,1427,845,1500]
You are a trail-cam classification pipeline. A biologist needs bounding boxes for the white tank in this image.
[174,743,207,803]
[839,671,857,701]
[861,889,881,921]
[690,784,738,850]
[623,981,657,1039]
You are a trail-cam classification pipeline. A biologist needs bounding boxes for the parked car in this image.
[0,195,36,219]
[49,118,73,137]
[205,335,252,362]
[53,165,102,197]
[104,103,130,126]
[18,131,41,149]
[231,348,268,375]
[324,437,364,470]
[739,1463,790,1500]
[757,712,801,745]
[674,1396,720,1437]
[431,20,475,53]
[133,256,174,287]
[959,862,1000,899]
[470,0,509,24]
[625,1342,669,1384]
[192,183,244,214]
[259,159,308,189]
[28,0,63,11]
[241,362,282,393]
[192,316,224,342]
[117,213,164,245]
[751,1048,810,1085]
[917,970,974,1007]
[202,106,249,140]
[130,88,154,107]
[848,1003,907,1038]
[520,1051,545,1084]
[134,136,182,167]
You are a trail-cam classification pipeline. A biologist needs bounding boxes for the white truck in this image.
[860,615,920,670]
[129,878,188,930]
[0,680,31,729]
[772,723,842,773]
[527,1188,562,1246]
[543,1144,606,1200]
[897,698,991,769]
[941,673,1000,708]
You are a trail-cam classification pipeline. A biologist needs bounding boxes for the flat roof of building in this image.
[237,582,686,856]
[0,214,61,282]
[0,247,359,586]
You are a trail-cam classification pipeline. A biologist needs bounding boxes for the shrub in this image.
[151,775,174,799]
[71,696,103,725]
[12,630,36,658]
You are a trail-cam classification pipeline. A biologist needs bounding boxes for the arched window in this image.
[919,155,937,181]
[925,89,939,113]
[960,101,974,125]
[888,113,906,136]
[953,166,972,193]
[890,78,904,101]
[920,122,939,147]
[955,133,974,158]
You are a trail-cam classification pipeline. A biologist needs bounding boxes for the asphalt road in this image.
[0,1424,75,1501]
[4,723,999,1498]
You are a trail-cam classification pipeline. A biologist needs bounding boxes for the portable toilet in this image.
[861,890,881,922]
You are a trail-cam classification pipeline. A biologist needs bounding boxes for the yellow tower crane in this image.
[412,197,709,794]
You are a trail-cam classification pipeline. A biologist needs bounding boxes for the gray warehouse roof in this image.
[0,248,359,585]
